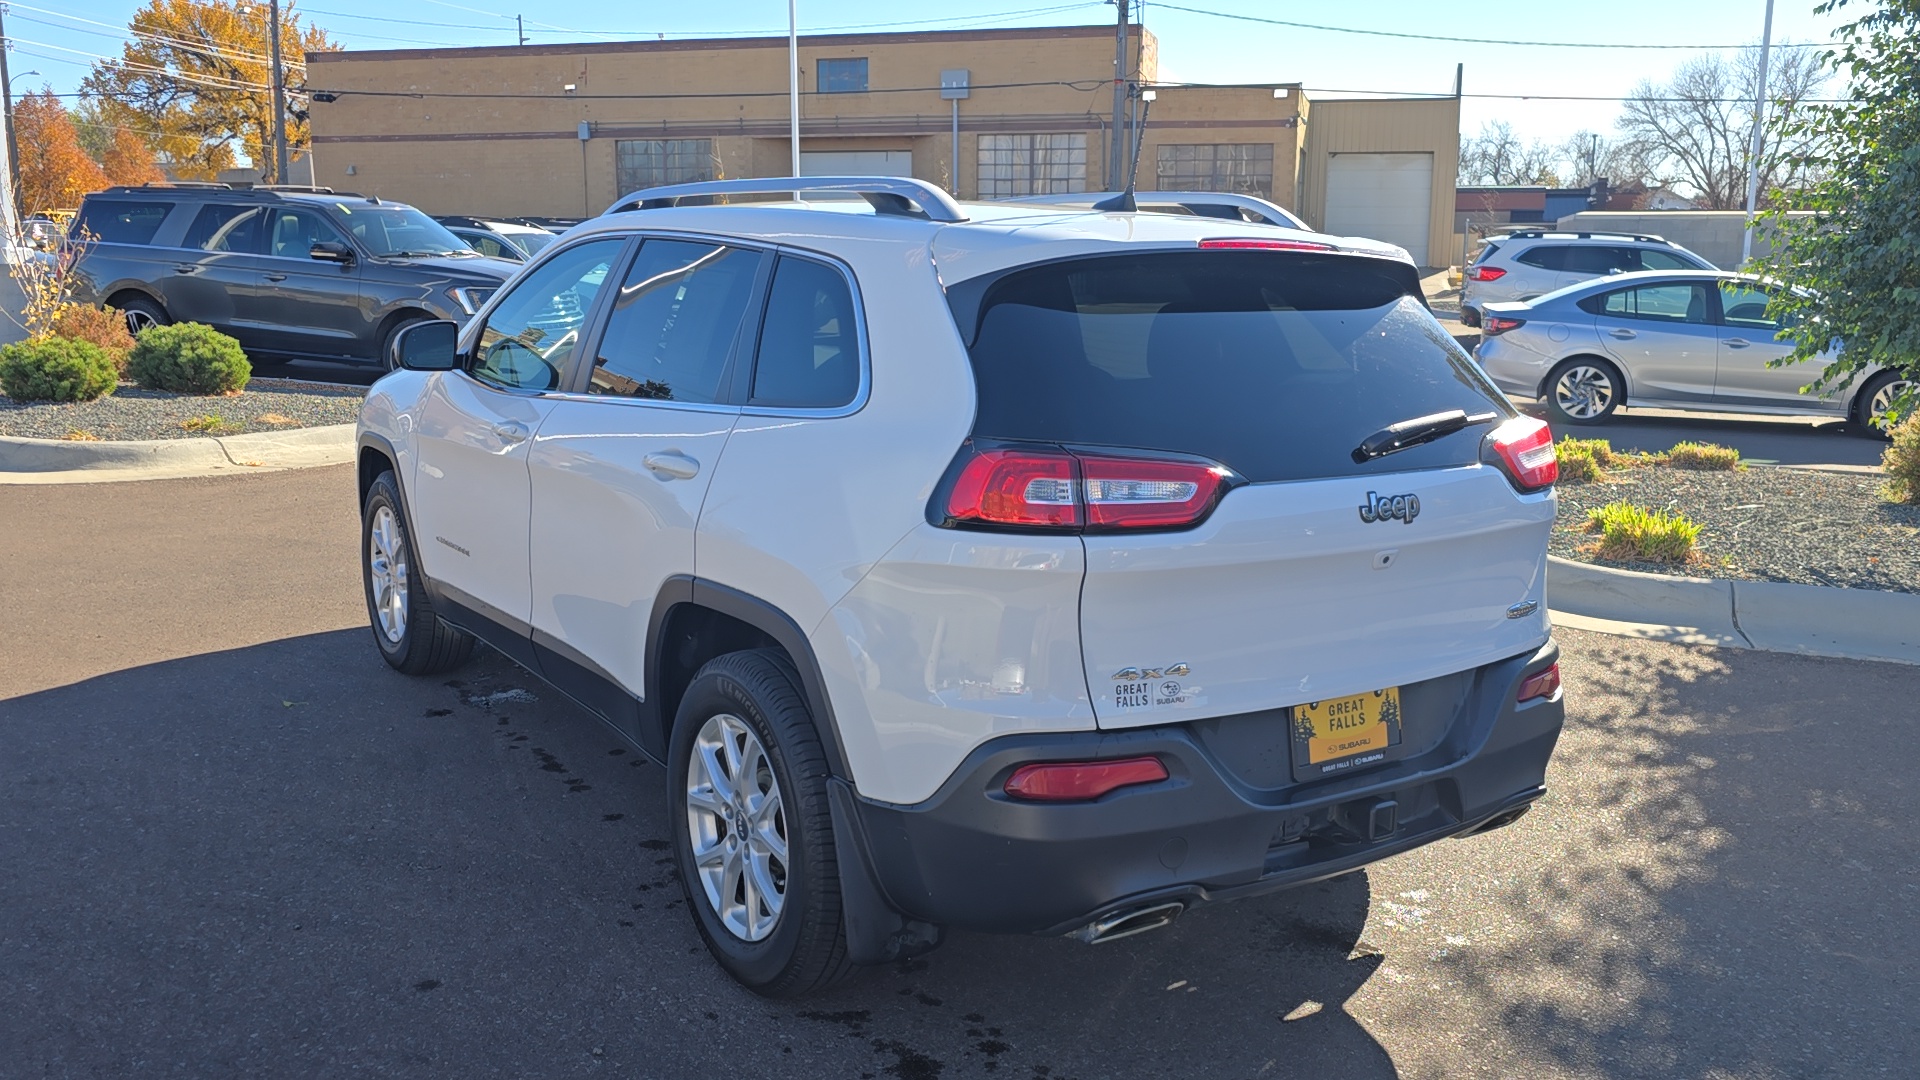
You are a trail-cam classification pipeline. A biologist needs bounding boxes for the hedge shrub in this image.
[49,303,137,371]
[1882,412,1920,504]
[127,323,251,395]
[1586,501,1703,564]
[0,337,119,402]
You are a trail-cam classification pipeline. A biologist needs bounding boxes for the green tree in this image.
[1760,0,1920,418]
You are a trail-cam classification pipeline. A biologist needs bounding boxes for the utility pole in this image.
[787,0,800,175]
[1109,0,1129,189]
[0,4,20,221]
[1741,0,1776,266]
[517,15,527,45]
[267,0,289,184]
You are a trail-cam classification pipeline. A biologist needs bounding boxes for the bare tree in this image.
[1615,43,1829,209]
[1459,120,1563,185]
[1558,130,1652,189]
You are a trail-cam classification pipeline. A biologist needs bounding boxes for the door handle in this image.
[1608,328,1637,340]
[491,421,530,444]
[1724,338,1751,349]
[172,265,199,275]
[264,272,288,282]
[642,451,700,481]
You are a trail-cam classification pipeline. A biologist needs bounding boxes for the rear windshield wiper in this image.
[1351,409,1500,464]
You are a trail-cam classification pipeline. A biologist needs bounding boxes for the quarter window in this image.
[1595,283,1710,324]
[588,240,761,404]
[73,200,173,245]
[1514,246,1567,271]
[1155,144,1276,199]
[471,238,625,392]
[751,257,861,409]
[183,204,266,253]
[818,57,869,93]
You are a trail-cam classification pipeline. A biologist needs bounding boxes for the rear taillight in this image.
[1198,238,1336,252]
[1486,416,1558,492]
[1482,315,1526,335]
[1468,265,1507,282]
[1004,756,1169,802]
[1517,663,1561,703]
[937,443,1234,533]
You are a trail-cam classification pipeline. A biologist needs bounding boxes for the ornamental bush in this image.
[1554,435,1615,483]
[0,337,119,402]
[1586,501,1703,564]
[49,303,136,371]
[1882,412,1920,504]
[1662,441,1743,471]
[126,323,251,395]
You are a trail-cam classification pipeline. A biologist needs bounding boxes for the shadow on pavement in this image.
[1,630,1393,1079]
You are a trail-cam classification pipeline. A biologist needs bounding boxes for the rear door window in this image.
[954,251,1510,484]
[1638,249,1699,271]
[1560,246,1636,275]
[1592,283,1711,324]
[182,204,266,253]
[74,200,173,245]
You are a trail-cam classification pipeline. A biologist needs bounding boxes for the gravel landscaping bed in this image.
[0,379,364,441]
[1552,464,1920,593]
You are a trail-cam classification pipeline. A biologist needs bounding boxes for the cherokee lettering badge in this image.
[1358,491,1421,524]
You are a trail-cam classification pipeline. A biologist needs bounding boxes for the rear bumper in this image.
[845,640,1564,935]
[1474,335,1552,400]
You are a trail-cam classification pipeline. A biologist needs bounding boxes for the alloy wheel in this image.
[123,308,159,335]
[1868,378,1913,433]
[686,713,789,942]
[367,505,409,644]
[1554,365,1615,420]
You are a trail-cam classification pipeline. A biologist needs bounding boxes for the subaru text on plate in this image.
[354,177,1568,997]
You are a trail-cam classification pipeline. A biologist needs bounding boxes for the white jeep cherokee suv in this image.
[355,178,1567,997]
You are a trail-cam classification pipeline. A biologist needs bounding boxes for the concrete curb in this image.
[1548,555,1920,666]
[0,423,355,485]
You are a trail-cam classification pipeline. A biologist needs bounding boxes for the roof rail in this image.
[107,182,231,192]
[605,176,968,223]
[253,185,340,195]
[1496,228,1672,245]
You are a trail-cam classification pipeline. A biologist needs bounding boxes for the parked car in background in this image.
[433,216,559,262]
[65,185,513,369]
[1475,269,1912,436]
[22,216,66,251]
[1460,230,1715,327]
[357,176,1565,998]
[1005,190,1415,265]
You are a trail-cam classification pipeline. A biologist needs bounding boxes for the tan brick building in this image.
[307,24,1459,265]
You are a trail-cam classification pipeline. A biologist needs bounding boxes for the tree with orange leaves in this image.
[100,127,167,187]
[13,91,110,215]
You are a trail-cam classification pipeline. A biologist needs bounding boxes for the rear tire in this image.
[668,649,855,998]
[114,295,169,337]
[1544,357,1623,426]
[1854,370,1913,440]
[361,470,475,675]
[1458,306,1481,329]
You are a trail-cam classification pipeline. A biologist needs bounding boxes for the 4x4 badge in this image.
[1113,663,1190,680]
[1358,491,1421,524]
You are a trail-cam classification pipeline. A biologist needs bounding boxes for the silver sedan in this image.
[1473,269,1912,437]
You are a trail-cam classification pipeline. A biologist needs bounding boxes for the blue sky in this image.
[7,0,1843,145]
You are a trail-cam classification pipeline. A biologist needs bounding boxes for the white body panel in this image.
[408,372,554,622]
[528,398,739,693]
[814,525,1095,806]
[1079,466,1553,728]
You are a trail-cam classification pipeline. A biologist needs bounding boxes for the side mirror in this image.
[391,319,460,371]
[310,240,355,264]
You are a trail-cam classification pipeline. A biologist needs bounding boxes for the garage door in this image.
[1324,152,1432,266]
[799,150,915,177]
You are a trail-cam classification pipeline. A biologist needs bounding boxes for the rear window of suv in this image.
[952,251,1511,484]
[74,200,173,245]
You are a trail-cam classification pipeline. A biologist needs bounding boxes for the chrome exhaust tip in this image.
[1069,901,1185,945]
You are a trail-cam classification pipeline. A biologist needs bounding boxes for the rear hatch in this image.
[942,247,1555,734]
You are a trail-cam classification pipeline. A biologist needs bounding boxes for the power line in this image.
[7,8,303,72]
[11,38,278,92]
[1150,2,1835,50]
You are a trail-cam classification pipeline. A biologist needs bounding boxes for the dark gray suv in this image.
[67,185,515,368]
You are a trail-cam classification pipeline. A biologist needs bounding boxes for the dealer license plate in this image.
[1291,687,1403,778]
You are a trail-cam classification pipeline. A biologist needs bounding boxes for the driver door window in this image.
[470,239,625,392]
[265,209,347,259]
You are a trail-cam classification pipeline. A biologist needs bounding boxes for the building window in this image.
[1155,143,1275,198]
[977,134,1087,197]
[818,58,869,94]
[615,139,715,196]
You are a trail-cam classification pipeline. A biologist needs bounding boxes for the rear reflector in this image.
[1468,265,1507,281]
[1482,315,1526,335]
[1198,238,1336,252]
[1004,757,1169,802]
[939,444,1233,532]
[1517,663,1561,703]
[1487,416,1558,492]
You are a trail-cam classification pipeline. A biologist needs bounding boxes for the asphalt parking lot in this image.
[3,466,1916,1079]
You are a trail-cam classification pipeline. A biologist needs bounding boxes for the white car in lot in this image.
[1461,230,1715,328]
[355,177,1567,996]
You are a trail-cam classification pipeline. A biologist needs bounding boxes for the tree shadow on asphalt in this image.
[1432,639,1918,1079]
